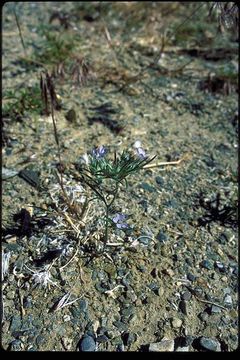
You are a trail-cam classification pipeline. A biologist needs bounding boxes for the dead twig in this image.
[143,154,190,169]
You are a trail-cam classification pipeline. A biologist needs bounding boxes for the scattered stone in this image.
[2,167,18,180]
[122,332,137,346]
[65,108,77,123]
[181,291,192,301]
[23,296,32,309]
[113,320,128,333]
[10,315,22,333]
[9,339,22,351]
[116,343,125,352]
[79,298,88,312]
[139,182,156,193]
[199,337,221,352]
[171,318,183,328]
[149,339,174,352]
[155,176,164,187]
[79,335,96,352]
[148,283,160,296]
[96,335,109,343]
[210,305,222,314]
[224,294,233,308]
[214,261,226,273]
[187,273,196,282]
[18,168,40,188]
[156,230,168,243]
[176,345,189,352]
[179,300,188,315]
[198,312,209,322]
[200,260,213,270]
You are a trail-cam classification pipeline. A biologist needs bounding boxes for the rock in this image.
[155,176,164,187]
[187,273,196,282]
[149,339,174,352]
[210,305,222,314]
[224,294,233,308]
[199,337,221,352]
[65,109,77,123]
[113,320,128,333]
[116,343,125,352]
[179,300,188,315]
[10,315,22,333]
[200,260,213,270]
[214,261,226,273]
[156,230,168,243]
[198,312,209,322]
[2,167,18,180]
[122,332,137,346]
[139,182,156,193]
[176,345,189,352]
[181,291,191,301]
[23,296,32,309]
[171,318,183,328]
[96,335,109,343]
[79,335,96,352]
[79,299,88,312]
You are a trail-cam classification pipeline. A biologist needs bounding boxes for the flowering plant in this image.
[79,145,156,252]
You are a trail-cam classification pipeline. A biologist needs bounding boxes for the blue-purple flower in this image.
[92,145,107,159]
[112,213,129,229]
[136,147,147,160]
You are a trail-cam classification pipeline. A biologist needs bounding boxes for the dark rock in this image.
[179,300,188,315]
[139,182,156,193]
[156,230,168,243]
[79,298,88,312]
[155,176,164,187]
[122,332,137,346]
[187,273,196,282]
[10,315,22,333]
[148,283,160,296]
[200,260,213,270]
[199,337,221,352]
[18,168,40,188]
[23,296,32,309]
[217,233,227,245]
[79,335,96,352]
[96,335,109,343]
[138,199,148,212]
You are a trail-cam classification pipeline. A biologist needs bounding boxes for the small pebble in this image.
[187,273,196,282]
[149,339,174,352]
[210,305,222,314]
[200,260,213,270]
[171,318,182,328]
[224,294,233,308]
[181,291,191,301]
[198,312,209,322]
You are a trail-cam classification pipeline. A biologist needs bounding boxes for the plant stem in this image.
[103,205,109,250]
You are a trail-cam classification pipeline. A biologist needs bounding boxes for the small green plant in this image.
[78,145,156,252]
[3,85,44,120]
